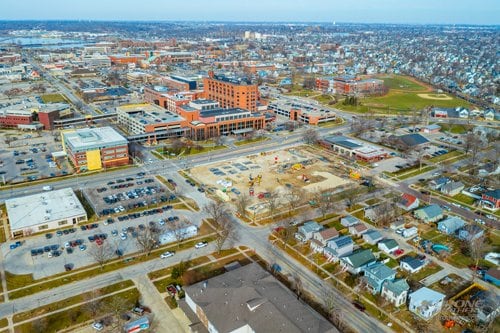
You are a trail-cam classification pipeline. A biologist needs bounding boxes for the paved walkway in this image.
[133,275,188,333]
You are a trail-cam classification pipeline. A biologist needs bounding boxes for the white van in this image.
[43,186,53,191]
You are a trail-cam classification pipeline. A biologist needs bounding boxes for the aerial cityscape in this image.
[0,1,498,333]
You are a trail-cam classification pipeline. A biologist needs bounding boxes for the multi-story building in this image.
[333,76,385,96]
[0,109,32,128]
[177,100,265,140]
[143,87,202,112]
[268,101,336,125]
[203,72,259,111]
[116,103,187,135]
[61,126,129,171]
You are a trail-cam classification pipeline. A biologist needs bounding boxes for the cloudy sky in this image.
[1,0,498,25]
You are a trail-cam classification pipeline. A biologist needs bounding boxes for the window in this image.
[38,224,49,230]
[58,221,68,226]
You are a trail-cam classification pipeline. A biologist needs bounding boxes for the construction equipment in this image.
[292,163,303,171]
[350,169,361,180]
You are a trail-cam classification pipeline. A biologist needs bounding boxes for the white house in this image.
[310,228,339,253]
[381,279,410,307]
[349,223,368,236]
[378,239,399,254]
[295,221,323,242]
[408,287,445,320]
[341,215,360,227]
[400,256,426,274]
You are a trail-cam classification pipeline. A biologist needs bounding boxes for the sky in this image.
[0,0,499,25]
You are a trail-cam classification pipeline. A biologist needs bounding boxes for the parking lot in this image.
[0,130,73,184]
[82,175,177,218]
[2,205,201,279]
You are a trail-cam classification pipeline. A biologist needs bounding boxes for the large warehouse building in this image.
[61,126,129,171]
[6,188,87,238]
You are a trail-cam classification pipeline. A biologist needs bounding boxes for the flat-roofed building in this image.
[62,126,129,171]
[143,87,203,112]
[268,101,336,125]
[182,262,338,333]
[177,101,265,140]
[320,135,389,162]
[6,188,87,238]
[203,71,259,111]
[334,76,385,96]
[116,103,187,135]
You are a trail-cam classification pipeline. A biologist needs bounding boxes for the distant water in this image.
[0,37,89,49]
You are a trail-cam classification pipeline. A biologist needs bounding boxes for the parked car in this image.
[194,241,208,249]
[160,251,175,259]
[92,322,104,331]
[352,301,366,312]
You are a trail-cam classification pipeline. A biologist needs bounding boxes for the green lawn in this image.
[439,123,470,134]
[452,193,476,206]
[158,145,226,158]
[40,94,67,103]
[233,136,269,146]
[429,150,463,163]
[337,90,471,114]
[410,263,443,282]
[397,166,435,180]
[379,75,427,91]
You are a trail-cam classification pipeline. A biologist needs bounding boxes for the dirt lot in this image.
[188,146,354,215]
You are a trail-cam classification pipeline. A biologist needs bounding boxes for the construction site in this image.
[187,146,359,218]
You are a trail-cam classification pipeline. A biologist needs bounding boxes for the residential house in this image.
[349,223,368,236]
[414,205,443,223]
[363,262,396,294]
[484,109,496,121]
[441,181,465,196]
[323,236,353,262]
[340,249,376,274]
[437,216,466,235]
[390,219,405,230]
[363,229,384,245]
[295,221,323,242]
[381,279,410,307]
[429,177,450,190]
[378,239,399,254]
[341,215,360,227]
[310,227,339,253]
[408,287,446,320]
[458,224,484,241]
[484,268,500,287]
[399,193,420,211]
[481,189,500,211]
[400,256,426,274]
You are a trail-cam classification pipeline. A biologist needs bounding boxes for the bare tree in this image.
[213,215,237,254]
[341,187,362,209]
[167,217,192,247]
[264,190,280,221]
[275,217,296,244]
[135,226,162,256]
[87,243,114,270]
[235,192,251,217]
[373,201,398,227]
[292,275,303,300]
[31,318,48,333]
[464,132,483,175]
[302,128,319,144]
[284,187,303,215]
[83,289,103,319]
[204,201,229,224]
[105,295,136,331]
[467,233,485,281]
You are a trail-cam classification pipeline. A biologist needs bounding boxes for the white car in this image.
[159,219,165,226]
[194,241,208,249]
[92,322,104,331]
[120,233,127,240]
[160,251,174,259]
[47,252,53,258]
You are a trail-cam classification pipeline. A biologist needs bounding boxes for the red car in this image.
[95,238,103,246]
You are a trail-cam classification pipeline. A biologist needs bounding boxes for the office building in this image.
[6,188,87,238]
[62,126,129,171]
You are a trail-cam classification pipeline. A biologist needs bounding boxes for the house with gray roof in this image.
[182,263,338,333]
[438,216,466,235]
[458,224,484,241]
[400,256,427,274]
[295,221,323,242]
[441,181,465,196]
[349,223,368,236]
[341,215,360,227]
[310,227,339,253]
[378,239,399,254]
[324,235,353,262]
[381,279,410,307]
[429,177,450,190]
[408,287,445,320]
[414,205,443,223]
[363,262,396,294]
[340,249,376,274]
[362,229,384,245]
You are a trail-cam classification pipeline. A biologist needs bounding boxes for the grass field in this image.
[438,123,469,134]
[337,91,471,114]
[379,75,427,91]
[233,136,269,146]
[40,94,66,103]
[428,150,463,163]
